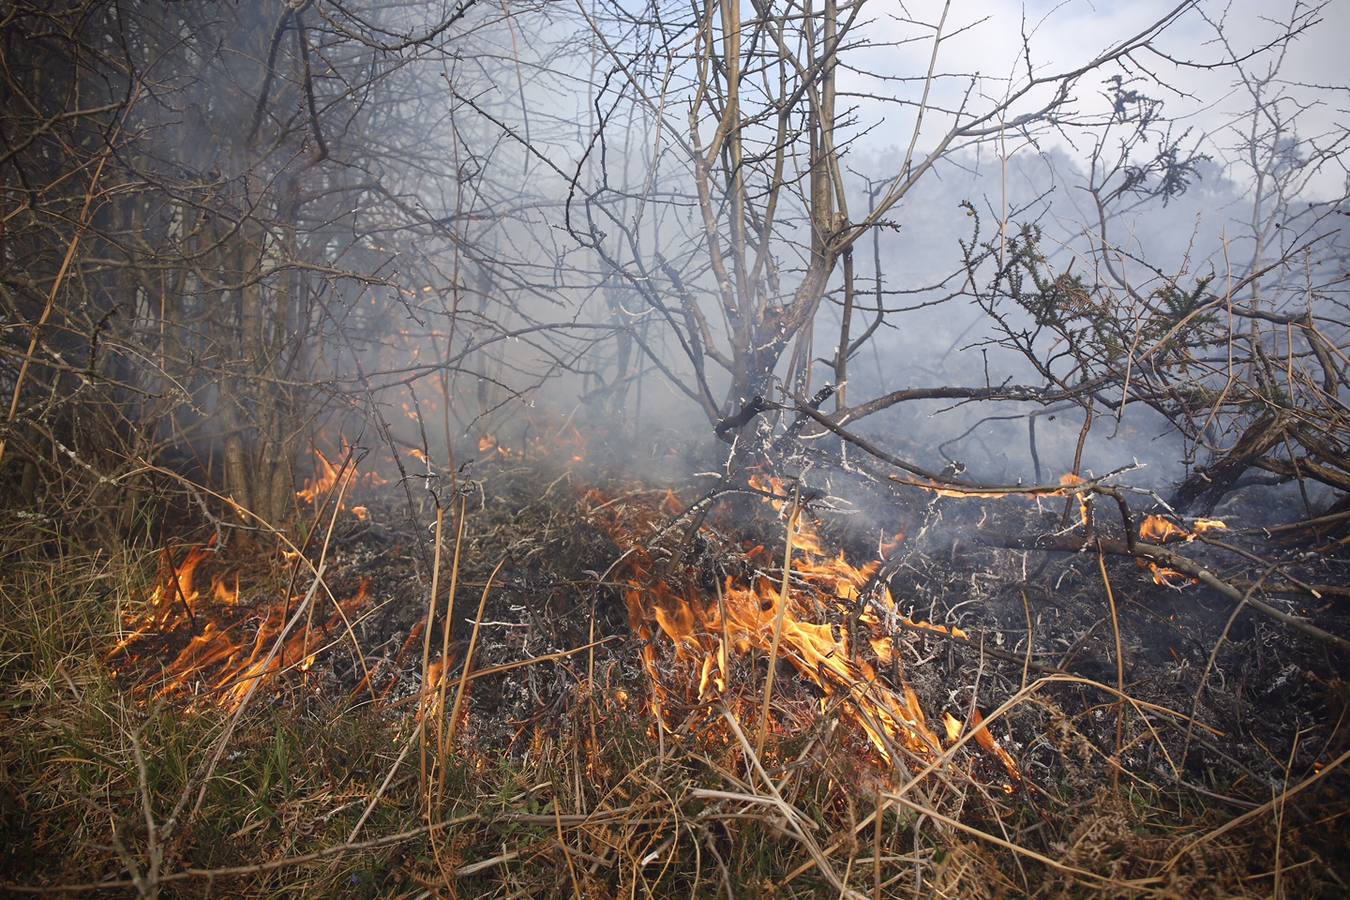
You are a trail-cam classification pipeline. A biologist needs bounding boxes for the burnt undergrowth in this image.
[2,429,1347,897]
[4,2,1347,895]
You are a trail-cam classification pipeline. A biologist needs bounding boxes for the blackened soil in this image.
[285,440,1346,867]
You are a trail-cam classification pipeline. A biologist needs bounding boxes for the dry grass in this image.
[0,507,1343,898]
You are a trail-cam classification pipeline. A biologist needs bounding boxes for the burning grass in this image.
[585,474,1019,788]
[1,449,1347,896]
[105,543,374,712]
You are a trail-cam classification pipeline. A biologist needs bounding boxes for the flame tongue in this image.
[110,545,372,712]
[296,441,384,519]
[1137,515,1226,586]
[296,448,344,504]
[1139,515,1191,544]
[588,476,1020,784]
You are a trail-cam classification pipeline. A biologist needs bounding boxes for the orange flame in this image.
[478,434,515,459]
[1140,561,1194,588]
[1139,515,1189,543]
[418,658,447,722]
[296,443,383,518]
[943,711,963,745]
[587,475,1019,785]
[296,448,344,504]
[1060,474,1090,527]
[109,547,373,712]
[1139,514,1227,544]
[1136,516,1226,587]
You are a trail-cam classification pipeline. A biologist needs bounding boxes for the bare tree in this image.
[566,0,1210,429]
[0,0,602,529]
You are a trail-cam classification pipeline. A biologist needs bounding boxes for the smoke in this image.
[352,0,1345,505]
[10,0,1338,519]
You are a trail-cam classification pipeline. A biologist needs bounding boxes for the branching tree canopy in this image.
[1,0,1345,529]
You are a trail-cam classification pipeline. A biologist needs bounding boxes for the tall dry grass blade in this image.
[887,792,1160,890]
[1181,565,1277,768]
[181,455,354,831]
[1274,729,1302,900]
[1165,746,1350,871]
[786,673,1217,885]
[757,488,799,759]
[418,504,446,798]
[349,725,419,843]
[297,451,377,699]
[722,708,862,899]
[554,798,584,896]
[1019,587,1033,691]
[1097,542,1125,789]
[439,554,507,803]
[433,495,468,787]
[871,789,882,900]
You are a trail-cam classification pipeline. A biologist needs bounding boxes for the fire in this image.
[1139,514,1226,544]
[1137,515,1226,587]
[296,443,382,519]
[109,544,213,645]
[1141,562,1194,588]
[109,546,373,712]
[967,707,1019,778]
[477,433,520,459]
[1060,473,1090,526]
[943,711,963,745]
[478,433,516,458]
[472,419,594,465]
[477,433,513,458]
[1139,515,1189,543]
[587,474,1019,785]
[418,658,447,722]
[296,447,345,504]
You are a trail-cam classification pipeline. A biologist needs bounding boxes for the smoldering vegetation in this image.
[1,0,1347,896]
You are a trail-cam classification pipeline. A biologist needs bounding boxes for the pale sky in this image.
[845,0,1348,197]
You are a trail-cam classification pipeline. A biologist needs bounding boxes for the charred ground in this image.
[8,424,1343,896]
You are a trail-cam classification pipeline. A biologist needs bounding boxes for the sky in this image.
[844,0,1348,198]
